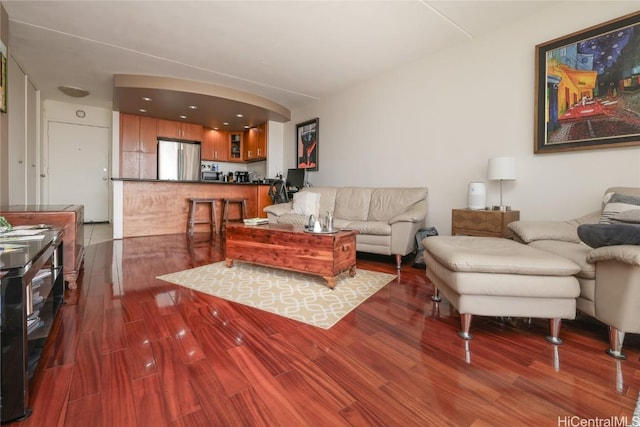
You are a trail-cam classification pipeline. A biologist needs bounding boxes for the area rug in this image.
[157,261,396,329]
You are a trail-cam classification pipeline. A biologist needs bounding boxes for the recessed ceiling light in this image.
[58,85,90,98]
[142,97,152,102]
[188,105,197,110]
[236,114,244,118]
[179,115,187,119]
[138,108,147,113]
[223,122,229,126]
[243,125,250,129]
[213,127,219,130]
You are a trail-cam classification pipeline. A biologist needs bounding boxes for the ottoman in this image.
[423,236,581,344]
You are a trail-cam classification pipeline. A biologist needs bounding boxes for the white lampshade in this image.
[487,157,517,181]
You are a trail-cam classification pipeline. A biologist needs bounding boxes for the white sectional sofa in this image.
[507,187,640,359]
[263,186,428,268]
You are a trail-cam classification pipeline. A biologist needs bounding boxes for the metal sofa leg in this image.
[395,254,402,269]
[545,318,563,345]
[431,288,441,302]
[605,326,627,360]
[458,313,474,340]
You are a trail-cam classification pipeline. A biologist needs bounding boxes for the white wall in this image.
[284,2,640,236]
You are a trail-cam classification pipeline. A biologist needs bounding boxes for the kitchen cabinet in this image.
[202,128,229,161]
[157,119,203,141]
[244,123,267,161]
[229,132,243,161]
[120,114,158,179]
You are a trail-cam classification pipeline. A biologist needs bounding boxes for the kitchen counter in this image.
[112,177,272,185]
[112,179,273,237]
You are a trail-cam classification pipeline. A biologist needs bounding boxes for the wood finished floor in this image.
[10,232,640,427]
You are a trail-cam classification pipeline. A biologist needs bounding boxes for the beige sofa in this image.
[507,186,640,359]
[263,186,428,268]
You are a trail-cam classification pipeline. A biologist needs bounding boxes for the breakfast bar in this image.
[112,179,272,238]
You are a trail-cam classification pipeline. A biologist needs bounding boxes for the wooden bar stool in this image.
[222,198,248,230]
[187,198,219,235]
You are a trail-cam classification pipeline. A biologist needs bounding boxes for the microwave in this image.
[201,171,222,181]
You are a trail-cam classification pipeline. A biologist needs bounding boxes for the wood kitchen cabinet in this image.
[244,123,267,161]
[229,132,243,161]
[202,128,229,161]
[120,113,158,179]
[157,119,203,141]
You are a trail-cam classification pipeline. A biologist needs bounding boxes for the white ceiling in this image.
[2,1,560,129]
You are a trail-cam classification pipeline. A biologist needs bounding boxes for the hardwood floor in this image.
[10,233,639,426]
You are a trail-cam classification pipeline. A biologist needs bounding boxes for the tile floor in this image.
[83,223,113,246]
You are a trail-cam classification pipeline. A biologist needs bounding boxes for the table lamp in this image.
[487,157,516,211]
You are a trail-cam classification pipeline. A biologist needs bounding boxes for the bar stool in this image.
[187,198,219,235]
[222,198,248,230]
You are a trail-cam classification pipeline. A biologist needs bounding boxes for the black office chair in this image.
[268,179,289,204]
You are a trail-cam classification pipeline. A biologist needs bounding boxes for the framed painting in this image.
[535,11,640,154]
[296,118,319,171]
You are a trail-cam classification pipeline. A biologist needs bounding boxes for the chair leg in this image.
[210,201,219,235]
[458,313,473,340]
[187,199,196,235]
[241,200,248,220]
[605,326,627,360]
[545,318,563,345]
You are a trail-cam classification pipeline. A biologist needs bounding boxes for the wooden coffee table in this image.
[224,223,357,289]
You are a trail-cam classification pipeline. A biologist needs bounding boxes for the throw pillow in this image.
[599,192,640,224]
[611,209,640,224]
[577,223,640,248]
[292,191,321,218]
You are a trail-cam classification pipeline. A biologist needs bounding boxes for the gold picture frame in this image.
[535,11,640,154]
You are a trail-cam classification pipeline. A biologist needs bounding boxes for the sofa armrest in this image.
[587,245,640,267]
[263,202,293,217]
[388,200,427,225]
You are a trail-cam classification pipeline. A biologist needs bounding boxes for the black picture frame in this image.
[534,11,640,154]
[296,118,319,171]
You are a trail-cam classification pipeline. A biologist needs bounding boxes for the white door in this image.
[47,121,110,222]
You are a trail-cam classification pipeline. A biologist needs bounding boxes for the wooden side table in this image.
[451,208,520,238]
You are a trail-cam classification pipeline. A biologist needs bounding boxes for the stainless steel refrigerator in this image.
[157,139,201,181]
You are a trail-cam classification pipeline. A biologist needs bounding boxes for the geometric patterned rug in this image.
[157,261,396,329]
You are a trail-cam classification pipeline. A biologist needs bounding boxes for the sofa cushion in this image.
[599,192,640,224]
[577,223,640,248]
[368,187,427,222]
[528,240,595,279]
[508,220,581,244]
[424,236,580,276]
[275,213,310,226]
[339,220,390,236]
[291,191,320,218]
[301,187,337,217]
[334,187,372,221]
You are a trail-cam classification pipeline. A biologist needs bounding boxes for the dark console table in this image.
[0,229,64,423]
